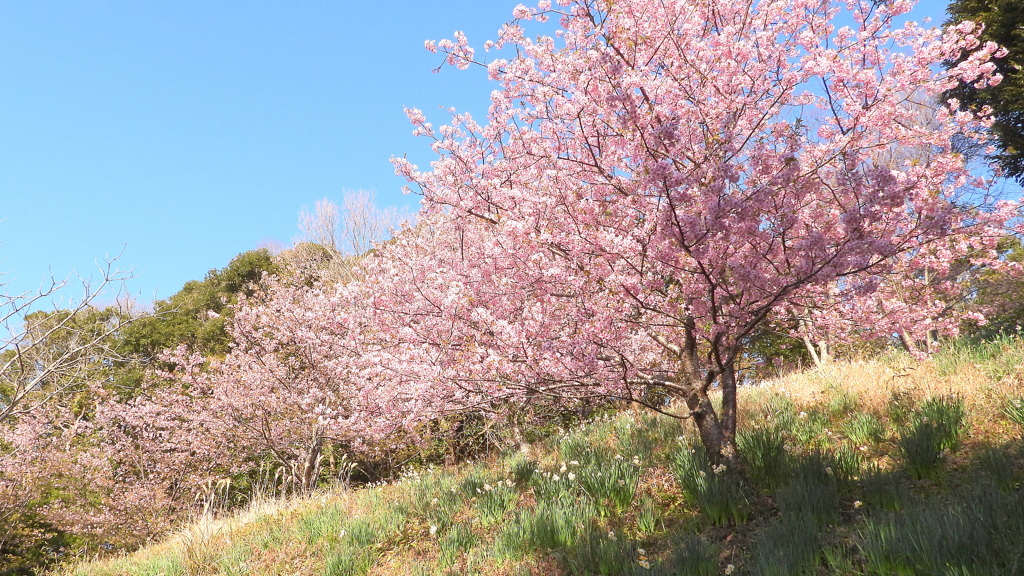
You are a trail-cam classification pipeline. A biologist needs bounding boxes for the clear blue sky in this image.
[0,0,970,306]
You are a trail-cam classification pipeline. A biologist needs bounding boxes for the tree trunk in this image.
[298,431,324,494]
[681,386,737,467]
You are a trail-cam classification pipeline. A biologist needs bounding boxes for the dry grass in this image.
[751,353,1024,443]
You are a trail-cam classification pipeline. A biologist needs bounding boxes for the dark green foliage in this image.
[945,0,1024,183]
[118,249,279,364]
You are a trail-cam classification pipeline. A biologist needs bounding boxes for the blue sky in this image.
[0,0,973,306]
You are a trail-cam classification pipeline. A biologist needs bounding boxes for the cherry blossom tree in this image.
[383,0,1015,462]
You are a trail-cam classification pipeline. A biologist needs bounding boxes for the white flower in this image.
[825,467,834,476]
[725,564,735,574]
[608,530,617,541]
[567,472,577,481]
[637,548,646,556]
[429,525,437,536]
[854,500,863,509]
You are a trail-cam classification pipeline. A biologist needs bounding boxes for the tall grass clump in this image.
[774,452,843,529]
[738,425,790,492]
[672,441,748,525]
[859,483,1024,575]
[518,493,596,551]
[1003,396,1024,438]
[859,463,910,512]
[578,453,642,515]
[842,412,886,447]
[747,515,820,576]
[896,395,967,478]
[653,534,719,576]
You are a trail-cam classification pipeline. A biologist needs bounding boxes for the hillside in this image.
[62,342,1024,576]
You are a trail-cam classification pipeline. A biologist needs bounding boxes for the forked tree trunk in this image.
[680,383,738,467]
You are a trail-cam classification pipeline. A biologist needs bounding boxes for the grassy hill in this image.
[61,340,1024,576]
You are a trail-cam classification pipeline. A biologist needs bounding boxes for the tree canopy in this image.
[945,0,1024,182]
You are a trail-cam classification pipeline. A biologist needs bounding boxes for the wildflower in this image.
[553,474,561,481]
[483,483,493,492]
[725,564,735,574]
[567,472,577,481]
[859,445,868,451]
[854,500,863,509]
[430,497,439,506]
[825,467,834,476]
[798,411,808,418]
[560,463,568,473]
[339,529,347,537]
[615,453,624,460]
[712,463,728,475]
[698,470,707,477]
[569,460,579,466]
[638,559,651,569]
[429,525,437,536]
[637,548,646,556]
[608,530,617,541]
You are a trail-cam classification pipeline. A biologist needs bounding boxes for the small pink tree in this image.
[384,0,1014,462]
